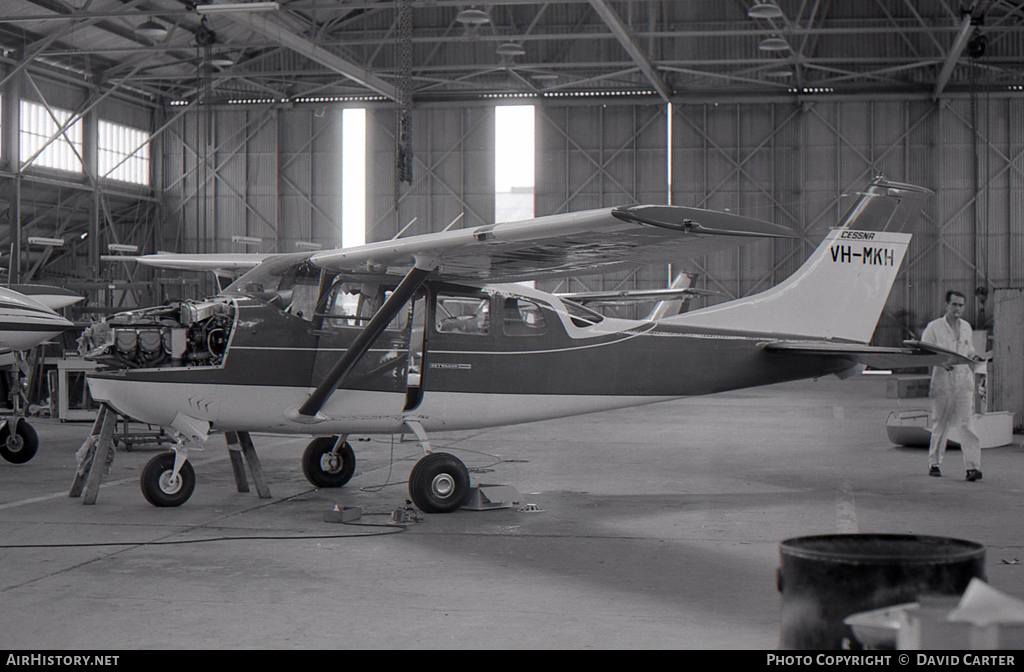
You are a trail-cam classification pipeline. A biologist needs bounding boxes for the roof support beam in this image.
[587,0,671,101]
[224,13,398,101]
[933,14,975,99]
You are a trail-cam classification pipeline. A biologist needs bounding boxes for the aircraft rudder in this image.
[837,178,933,233]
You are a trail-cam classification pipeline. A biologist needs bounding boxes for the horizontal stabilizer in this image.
[764,339,980,370]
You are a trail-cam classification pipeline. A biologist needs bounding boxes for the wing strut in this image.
[296,266,433,420]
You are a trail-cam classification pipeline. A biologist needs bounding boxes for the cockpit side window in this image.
[503,297,547,336]
[318,280,408,331]
[435,295,490,335]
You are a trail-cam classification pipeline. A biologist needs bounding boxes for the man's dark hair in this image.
[945,290,966,304]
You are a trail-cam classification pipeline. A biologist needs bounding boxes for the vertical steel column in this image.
[85,103,100,278]
[3,69,22,281]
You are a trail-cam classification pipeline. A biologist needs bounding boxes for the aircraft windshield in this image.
[223,257,320,320]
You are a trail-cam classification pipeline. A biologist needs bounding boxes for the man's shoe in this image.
[966,469,983,482]
[928,466,941,477]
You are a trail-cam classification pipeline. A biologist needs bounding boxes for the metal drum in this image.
[777,533,985,649]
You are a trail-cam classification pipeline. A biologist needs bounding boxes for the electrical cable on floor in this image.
[0,488,411,549]
[359,434,403,492]
[0,517,407,549]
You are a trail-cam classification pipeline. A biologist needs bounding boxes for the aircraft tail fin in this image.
[662,178,932,343]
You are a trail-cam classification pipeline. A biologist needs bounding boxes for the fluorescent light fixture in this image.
[196,2,280,15]
[209,55,236,68]
[496,42,526,57]
[108,244,139,253]
[295,241,322,250]
[759,37,790,51]
[764,68,793,78]
[28,237,65,247]
[531,72,559,81]
[136,20,168,40]
[748,2,784,19]
[232,235,263,245]
[456,8,490,25]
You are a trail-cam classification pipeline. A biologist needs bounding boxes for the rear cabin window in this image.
[562,299,604,328]
[436,295,490,335]
[503,297,547,336]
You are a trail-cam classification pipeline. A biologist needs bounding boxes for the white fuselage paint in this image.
[85,376,677,435]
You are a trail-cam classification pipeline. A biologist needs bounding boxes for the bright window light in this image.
[342,108,366,248]
[20,100,83,172]
[99,120,151,185]
[495,105,534,223]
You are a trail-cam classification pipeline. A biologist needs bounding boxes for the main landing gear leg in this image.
[404,419,471,514]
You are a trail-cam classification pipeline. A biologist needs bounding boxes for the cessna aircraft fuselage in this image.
[85,281,850,437]
[81,179,968,510]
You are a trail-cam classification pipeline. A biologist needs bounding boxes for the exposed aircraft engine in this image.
[79,299,235,369]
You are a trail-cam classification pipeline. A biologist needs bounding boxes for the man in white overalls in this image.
[921,290,983,481]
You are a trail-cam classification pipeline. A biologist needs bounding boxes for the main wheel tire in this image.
[408,452,470,513]
[140,453,195,507]
[302,437,356,488]
[0,421,38,464]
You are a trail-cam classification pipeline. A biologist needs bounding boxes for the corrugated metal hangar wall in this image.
[158,96,1024,347]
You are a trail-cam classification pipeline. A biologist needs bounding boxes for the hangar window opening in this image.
[20,100,83,172]
[342,108,366,248]
[99,120,151,185]
[494,105,534,223]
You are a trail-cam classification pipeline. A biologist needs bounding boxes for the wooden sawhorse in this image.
[69,406,272,504]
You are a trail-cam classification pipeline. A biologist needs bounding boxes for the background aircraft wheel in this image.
[408,452,470,513]
[0,421,38,464]
[140,453,195,507]
[302,437,356,488]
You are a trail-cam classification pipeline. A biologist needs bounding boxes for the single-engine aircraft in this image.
[0,285,77,463]
[79,178,974,510]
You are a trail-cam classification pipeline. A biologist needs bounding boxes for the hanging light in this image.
[764,69,793,78]
[531,71,558,81]
[748,2,784,19]
[759,37,790,52]
[496,42,526,57]
[137,20,168,40]
[209,54,235,68]
[456,8,491,25]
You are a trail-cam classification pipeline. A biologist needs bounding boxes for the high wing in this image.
[308,206,793,283]
[763,339,981,370]
[134,252,286,293]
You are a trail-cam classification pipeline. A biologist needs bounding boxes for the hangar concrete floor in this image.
[1,375,1022,650]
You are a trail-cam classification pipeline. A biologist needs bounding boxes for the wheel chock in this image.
[461,484,520,511]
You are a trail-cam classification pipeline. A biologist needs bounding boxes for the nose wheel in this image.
[408,452,470,513]
[140,452,196,507]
